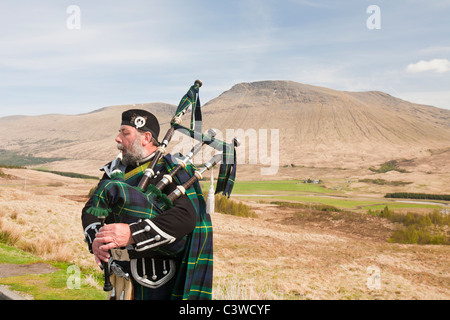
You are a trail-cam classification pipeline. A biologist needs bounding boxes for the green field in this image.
[224,180,335,195]
[0,149,65,167]
[225,180,445,212]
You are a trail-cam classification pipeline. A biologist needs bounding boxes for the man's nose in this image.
[115,134,122,144]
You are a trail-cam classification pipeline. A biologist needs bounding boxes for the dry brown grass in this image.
[0,169,95,268]
[1,168,449,300]
[0,218,22,245]
[211,202,450,300]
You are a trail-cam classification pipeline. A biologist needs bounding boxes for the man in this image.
[81,109,213,300]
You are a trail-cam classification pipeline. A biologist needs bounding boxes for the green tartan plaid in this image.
[172,81,237,197]
[164,155,213,300]
[87,155,213,300]
[175,81,202,133]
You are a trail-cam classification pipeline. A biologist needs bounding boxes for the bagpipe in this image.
[86,80,239,293]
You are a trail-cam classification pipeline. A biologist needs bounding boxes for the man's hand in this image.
[92,223,135,264]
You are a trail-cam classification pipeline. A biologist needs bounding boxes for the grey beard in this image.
[117,139,147,167]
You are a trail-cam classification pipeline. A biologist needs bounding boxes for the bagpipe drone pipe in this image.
[86,80,239,291]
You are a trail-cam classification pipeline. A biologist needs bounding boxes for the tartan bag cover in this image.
[87,155,213,300]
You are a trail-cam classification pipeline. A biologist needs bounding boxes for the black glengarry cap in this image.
[121,109,160,142]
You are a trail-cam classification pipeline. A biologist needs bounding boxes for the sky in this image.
[0,0,449,118]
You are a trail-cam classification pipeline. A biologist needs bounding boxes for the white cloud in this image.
[406,58,450,74]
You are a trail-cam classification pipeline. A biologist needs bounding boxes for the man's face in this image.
[115,125,139,155]
[115,125,147,165]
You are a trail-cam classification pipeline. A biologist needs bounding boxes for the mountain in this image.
[201,81,450,169]
[1,80,449,176]
[0,103,176,176]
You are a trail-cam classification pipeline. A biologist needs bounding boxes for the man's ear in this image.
[142,131,153,146]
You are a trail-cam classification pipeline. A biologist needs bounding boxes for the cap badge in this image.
[134,116,146,129]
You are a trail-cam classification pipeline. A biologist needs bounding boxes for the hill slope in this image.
[1,80,449,176]
[0,103,176,175]
[201,81,450,169]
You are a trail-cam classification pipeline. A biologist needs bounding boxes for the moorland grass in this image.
[368,206,449,245]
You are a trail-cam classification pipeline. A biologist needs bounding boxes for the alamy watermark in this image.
[67,265,81,289]
[366,5,381,30]
[366,266,381,290]
[170,127,280,176]
[66,5,81,30]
